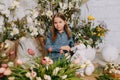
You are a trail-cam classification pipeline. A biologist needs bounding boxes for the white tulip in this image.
[31,10,39,19]
[31,27,38,36]
[8,62,14,67]
[36,77,42,80]
[44,74,51,80]
[8,77,15,80]
[0,67,6,73]
[53,67,61,76]
[46,10,53,18]
[61,75,67,79]
[11,1,20,9]
[1,53,6,57]
[10,27,19,35]
[1,10,10,17]
[68,2,73,9]
[59,2,68,10]
[27,16,33,24]
[39,28,45,35]
[25,72,31,78]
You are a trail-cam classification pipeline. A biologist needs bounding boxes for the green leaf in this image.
[66,77,82,80]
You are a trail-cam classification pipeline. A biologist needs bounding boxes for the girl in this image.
[45,13,74,60]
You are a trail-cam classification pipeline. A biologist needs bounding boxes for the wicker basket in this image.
[110,73,120,78]
[104,70,120,78]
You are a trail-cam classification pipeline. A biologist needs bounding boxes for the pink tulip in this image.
[48,60,53,65]
[31,71,37,78]
[28,48,35,56]
[4,68,12,76]
[1,64,8,68]
[41,58,47,65]
[10,51,15,55]
[16,59,24,65]
[0,67,6,73]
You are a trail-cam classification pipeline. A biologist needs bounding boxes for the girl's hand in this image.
[59,49,63,54]
[48,47,52,52]
[60,46,71,52]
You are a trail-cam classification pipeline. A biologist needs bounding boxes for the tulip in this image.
[31,70,37,78]
[10,51,15,55]
[28,48,35,56]
[36,77,42,80]
[4,68,12,76]
[53,67,61,76]
[41,58,47,65]
[48,59,53,65]
[16,59,24,65]
[25,72,31,78]
[61,75,67,79]
[44,74,51,80]
[1,64,8,68]
[0,67,6,73]
[8,77,15,80]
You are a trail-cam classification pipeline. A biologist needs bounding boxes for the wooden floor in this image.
[81,75,97,80]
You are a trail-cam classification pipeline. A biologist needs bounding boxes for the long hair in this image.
[51,13,71,42]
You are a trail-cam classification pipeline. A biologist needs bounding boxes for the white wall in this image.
[81,0,120,51]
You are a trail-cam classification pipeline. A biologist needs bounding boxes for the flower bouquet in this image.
[72,15,108,48]
[0,16,27,42]
[104,63,120,78]
[0,42,15,79]
[0,54,81,80]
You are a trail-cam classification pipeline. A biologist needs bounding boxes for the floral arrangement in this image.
[0,0,43,42]
[0,57,80,80]
[72,15,108,48]
[0,45,81,80]
[103,63,120,79]
[104,63,120,75]
[0,17,27,42]
[94,63,120,80]
[0,0,88,42]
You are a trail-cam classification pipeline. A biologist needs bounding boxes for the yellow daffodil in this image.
[101,33,105,36]
[97,27,103,32]
[97,33,101,37]
[87,15,96,20]
[91,32,96,35]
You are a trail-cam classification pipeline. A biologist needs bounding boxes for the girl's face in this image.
[54,17,66,33]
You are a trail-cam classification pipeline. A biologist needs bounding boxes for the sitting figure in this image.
[71,43,95,76]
